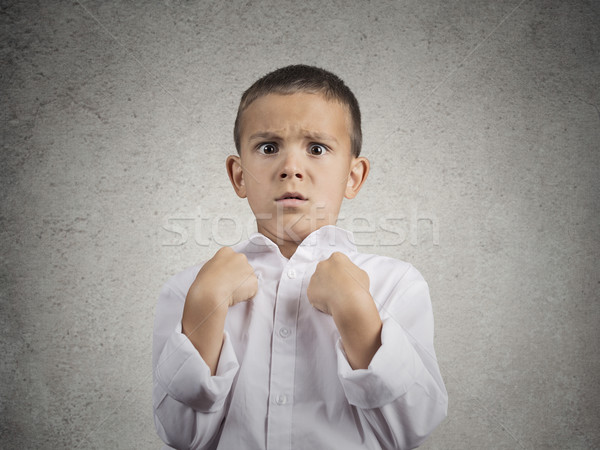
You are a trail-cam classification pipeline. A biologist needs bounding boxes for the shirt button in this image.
[279,327,290,338]
[276,394,287,405]
[287,269,296,279]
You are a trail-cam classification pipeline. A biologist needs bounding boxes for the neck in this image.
[256,226,304,259]
[277,241,299,259]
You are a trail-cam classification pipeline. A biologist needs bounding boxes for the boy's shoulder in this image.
[352,250,412,272]
[351,251,427,288]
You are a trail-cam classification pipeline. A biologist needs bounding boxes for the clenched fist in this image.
[307,252,370,316]
[186,246,258,310]
[307,252,382,370]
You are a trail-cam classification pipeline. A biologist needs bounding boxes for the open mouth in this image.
[276,192,307,206]
[276,192,306,201]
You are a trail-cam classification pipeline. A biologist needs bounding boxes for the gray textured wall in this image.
[1,0,598,448]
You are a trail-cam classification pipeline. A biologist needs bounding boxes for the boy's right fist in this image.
[181,247,257,373]
[186,247,258,309]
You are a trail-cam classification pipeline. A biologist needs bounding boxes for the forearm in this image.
[182,295,228,375]
[332,291,382,369]
[153,327,240,449]
[180,247,257,375]
[336,316,448,448]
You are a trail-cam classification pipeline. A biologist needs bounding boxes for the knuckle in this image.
[330,251,344,262]
[216,246,233,257]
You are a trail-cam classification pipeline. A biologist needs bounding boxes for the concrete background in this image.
[1,0,598,448]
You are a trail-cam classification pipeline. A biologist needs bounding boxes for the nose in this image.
[279,150,304,180]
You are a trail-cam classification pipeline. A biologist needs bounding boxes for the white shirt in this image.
[153,226,447,450]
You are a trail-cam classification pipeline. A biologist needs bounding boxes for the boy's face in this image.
[227,92,369,249]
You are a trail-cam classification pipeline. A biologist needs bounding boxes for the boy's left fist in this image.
[307,252,371,316]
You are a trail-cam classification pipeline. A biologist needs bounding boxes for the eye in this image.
[309,144,327,156]
[258,143,278,155]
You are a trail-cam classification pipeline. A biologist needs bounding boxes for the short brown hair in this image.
[233,64,362,157]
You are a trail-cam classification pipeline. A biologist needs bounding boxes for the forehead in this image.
[239,92,352,145]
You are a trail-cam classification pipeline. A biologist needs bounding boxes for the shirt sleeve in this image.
[335,265,448,449]
[152,275,239,450]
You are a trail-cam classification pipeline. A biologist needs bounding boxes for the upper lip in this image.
[276,192,306,201]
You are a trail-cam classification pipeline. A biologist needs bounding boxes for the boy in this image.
[153,65,447,450]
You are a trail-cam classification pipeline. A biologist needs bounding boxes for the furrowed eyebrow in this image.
[248,132,281,141]
[247,130,339,145]
[303,131,339,144]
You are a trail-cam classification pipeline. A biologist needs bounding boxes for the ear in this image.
[345,157,370,199]
[226,155,247,198]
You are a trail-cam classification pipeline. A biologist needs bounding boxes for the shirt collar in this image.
[241,225,357,260]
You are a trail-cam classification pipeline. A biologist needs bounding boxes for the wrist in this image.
[182,293,228,335]
[331,292,382,341]
[330,289,373,324]
[194,276,234,308]
[332,295,382,370]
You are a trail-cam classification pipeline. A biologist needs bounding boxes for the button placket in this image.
[267,262,303,449]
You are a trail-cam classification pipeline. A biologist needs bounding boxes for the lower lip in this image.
[276,198,307,207]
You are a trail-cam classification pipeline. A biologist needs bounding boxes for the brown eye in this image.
[258,143,278,155]
[309,144,326,156]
